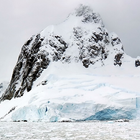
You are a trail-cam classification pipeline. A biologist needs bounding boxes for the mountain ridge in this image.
[0,5,126,101]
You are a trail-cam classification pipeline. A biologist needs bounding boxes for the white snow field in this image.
[0,121,140,140]
[0,62,140,122]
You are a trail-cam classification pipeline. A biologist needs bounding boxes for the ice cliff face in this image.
[0,5,126,101]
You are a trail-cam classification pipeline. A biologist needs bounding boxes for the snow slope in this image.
[0,62,140,122]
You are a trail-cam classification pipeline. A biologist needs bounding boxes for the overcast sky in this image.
[0,0,140,81]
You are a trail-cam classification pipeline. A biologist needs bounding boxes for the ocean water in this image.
[0,121,140,140]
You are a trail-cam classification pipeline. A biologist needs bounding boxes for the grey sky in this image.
[0,0,140,81]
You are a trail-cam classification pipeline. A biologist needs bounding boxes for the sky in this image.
[0,0,140,81]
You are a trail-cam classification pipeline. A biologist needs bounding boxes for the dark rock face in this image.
[76,5,104,27]
[0,34,68,101]
[135,60,140,67]
[0,82,8,98]
[114,53,123,66]
[73,27,110,68]
[110,34,124,66]
[111,34,124,51]
[111,36,121,46]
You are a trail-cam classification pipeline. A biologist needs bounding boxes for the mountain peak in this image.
[73,5,104,26]
[0,5,131,101]
[75,4,93,17]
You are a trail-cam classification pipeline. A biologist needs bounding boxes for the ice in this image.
[0,121,140,140]
[0,62,140,122]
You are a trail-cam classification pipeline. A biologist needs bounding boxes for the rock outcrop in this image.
[0,82,8,98]
[135,59,140,67]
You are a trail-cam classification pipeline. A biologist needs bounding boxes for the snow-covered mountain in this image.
[0,5,140,122]
[0,5,125,101]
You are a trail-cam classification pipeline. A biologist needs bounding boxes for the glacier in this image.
[0,63,140,122]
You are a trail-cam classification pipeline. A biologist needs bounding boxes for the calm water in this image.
[0,121,140,140]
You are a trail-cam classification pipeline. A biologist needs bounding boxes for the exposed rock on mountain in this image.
[0,5,125,101]
[0,82,8,98]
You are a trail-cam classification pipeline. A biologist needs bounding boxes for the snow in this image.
[0,61,140,122]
